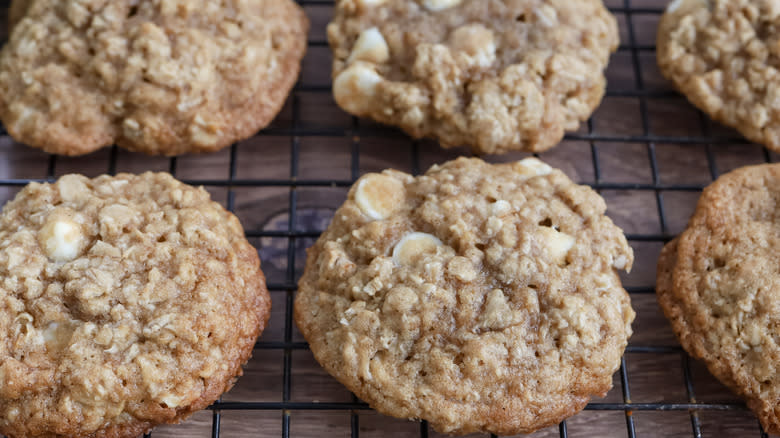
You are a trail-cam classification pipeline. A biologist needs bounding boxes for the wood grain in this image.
[0,0,777,437]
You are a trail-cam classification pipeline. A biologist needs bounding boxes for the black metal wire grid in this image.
[0,0,778,437]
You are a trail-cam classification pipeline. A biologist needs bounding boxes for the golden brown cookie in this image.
[0,172,270,438]
[657,0,780,151]
[656,163,780,434]
[0,0,308,156]
[295,157,635,435]
[327,0,619,155]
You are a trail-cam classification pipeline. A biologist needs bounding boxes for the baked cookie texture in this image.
[657,0,780,152]
[0,173,270,438]
[0,0,308,156]
[295,157,635,434]
[328,0,619,155]
[656,163,780,434]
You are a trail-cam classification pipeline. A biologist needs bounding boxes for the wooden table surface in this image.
[1,1,779,437]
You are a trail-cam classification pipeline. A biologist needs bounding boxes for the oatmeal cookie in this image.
[657,0,780,152]
[0,172,270,438]
[295,157,635,434]
[327,0,619,155]
[0,0,308,156]
[656,163,780,434]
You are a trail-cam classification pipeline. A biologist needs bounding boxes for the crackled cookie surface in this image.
[0,173,270,438]
[657,0,780,151]
[656,163,780,434]
[327,0,619,155]
[0,0,308,156]
[295,157,635,434]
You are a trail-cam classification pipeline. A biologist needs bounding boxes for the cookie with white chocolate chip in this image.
[656,163,780,434]
[294,157,635,434]
[657,0,780,152]
[328,0,619,154]
[0,172,270,438]
[0,0,308,156]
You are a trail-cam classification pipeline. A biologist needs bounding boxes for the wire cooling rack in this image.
[0,0,778,437]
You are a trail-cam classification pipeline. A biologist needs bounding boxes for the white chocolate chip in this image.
[123,118,140,131]
[392,232,442,265]
[56,174,88,203]
[354,173,405,220]
[514,157,553,177]
[422,0,462,11]
[613,254,629,270]
[333,62,383,115]
[538,227,575,264]
[449,24,496,68]
[348,27,390,65]
[38,212,86,262]
[490,200,512,216]
[666,0,684,12]
[666,0,708,13]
